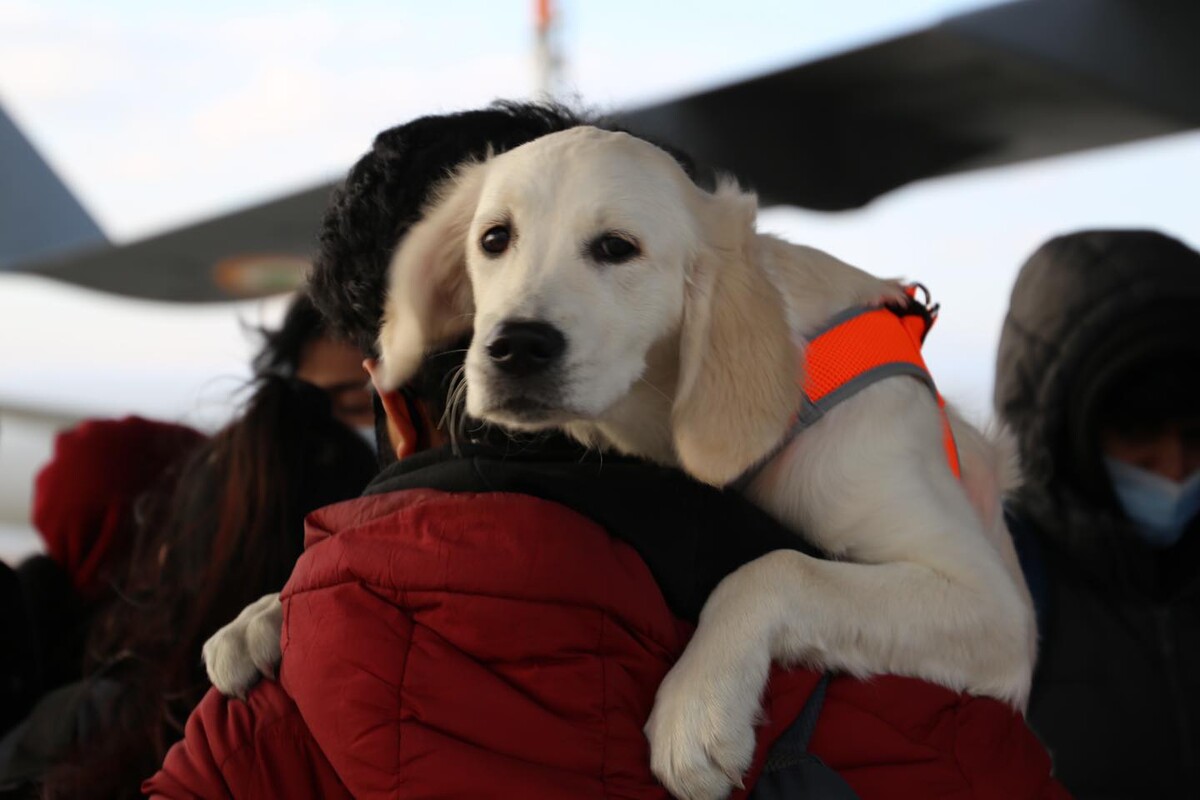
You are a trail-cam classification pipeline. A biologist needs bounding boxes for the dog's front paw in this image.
[202,592,283,698]
[645,623,770,799]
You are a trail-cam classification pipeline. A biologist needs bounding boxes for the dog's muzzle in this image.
[485,320,566,378]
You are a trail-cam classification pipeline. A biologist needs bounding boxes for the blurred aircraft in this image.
[5,0,1196,303]
[1,0,1197,559]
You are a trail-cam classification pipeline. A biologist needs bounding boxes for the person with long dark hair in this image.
[255,293,375,436]
[0,296,377,799]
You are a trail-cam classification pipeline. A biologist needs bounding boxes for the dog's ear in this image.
[376,162,487,390]
[672,181,800,486]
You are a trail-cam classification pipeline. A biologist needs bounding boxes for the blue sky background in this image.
[1,0,1198,426]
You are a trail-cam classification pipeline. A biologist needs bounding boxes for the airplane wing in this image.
[1,98,332,303]
[0,104,106,268]
[611,0,1200,210]
[5,0,1199,301]
[11,183,335,303]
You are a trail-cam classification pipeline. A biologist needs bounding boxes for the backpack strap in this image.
[761,673,831,771]
[749,673,860,799]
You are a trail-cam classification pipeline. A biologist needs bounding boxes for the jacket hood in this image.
[994,229,1200,597]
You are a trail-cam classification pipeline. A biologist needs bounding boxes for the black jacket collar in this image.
[365,443,816,623]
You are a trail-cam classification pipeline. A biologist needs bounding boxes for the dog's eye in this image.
[480,226,511,256]
[590,234,639,264]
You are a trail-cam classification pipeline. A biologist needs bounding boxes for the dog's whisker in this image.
[439,364,471,451]
[636,375,674,405]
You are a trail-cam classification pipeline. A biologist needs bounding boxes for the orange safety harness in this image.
[732,284,960,490]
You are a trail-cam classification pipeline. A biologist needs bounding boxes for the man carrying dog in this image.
[147,102,1067,800]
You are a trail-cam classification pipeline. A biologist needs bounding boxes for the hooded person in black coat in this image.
[996,229,1200,799]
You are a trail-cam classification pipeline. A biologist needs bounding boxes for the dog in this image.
[206,126,1036,800]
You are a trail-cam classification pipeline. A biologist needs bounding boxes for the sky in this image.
[0,0,1198,425]
[0,0,996,241]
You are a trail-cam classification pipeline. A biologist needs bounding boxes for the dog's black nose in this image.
[486,320,566,377]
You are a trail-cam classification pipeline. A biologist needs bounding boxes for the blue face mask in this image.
[1104,457,1200,548]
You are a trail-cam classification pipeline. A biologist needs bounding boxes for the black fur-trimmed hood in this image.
[995,230,1200,597]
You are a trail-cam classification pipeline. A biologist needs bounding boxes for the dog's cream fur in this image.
[206,127,1035,800]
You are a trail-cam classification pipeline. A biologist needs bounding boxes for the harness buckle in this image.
[885,283,939,344]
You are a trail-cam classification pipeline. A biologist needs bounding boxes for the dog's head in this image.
[379,126,798,485]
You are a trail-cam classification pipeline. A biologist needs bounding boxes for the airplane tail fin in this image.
[0,102,106,270]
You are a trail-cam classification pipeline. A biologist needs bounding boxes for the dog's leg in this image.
[647,549,1031,798]
[749,378,1036,701]
[647,380,1036,799]
[203,592,284,699]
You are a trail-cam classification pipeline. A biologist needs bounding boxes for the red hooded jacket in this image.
[146,450,1068,799]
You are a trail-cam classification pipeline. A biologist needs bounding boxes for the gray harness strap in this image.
[729,308,940,495]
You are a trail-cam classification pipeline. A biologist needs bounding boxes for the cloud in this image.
[0,2,131,102]
[0,1,544,238]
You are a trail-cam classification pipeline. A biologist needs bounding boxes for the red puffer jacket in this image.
[146,456,1068,799]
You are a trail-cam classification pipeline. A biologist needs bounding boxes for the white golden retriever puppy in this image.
[207,126,1035,800]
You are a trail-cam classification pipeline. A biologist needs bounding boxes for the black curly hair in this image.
[308,101,592,359]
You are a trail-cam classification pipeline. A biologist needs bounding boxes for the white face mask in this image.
[355,425,379,454]
[1104,457,1200,548]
